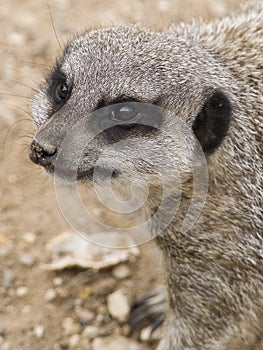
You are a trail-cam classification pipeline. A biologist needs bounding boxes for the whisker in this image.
[0,78,38,92]
[47,3,63,53]
[2,117,34,156]
[0,92,30,99]
[0,101,32,118]
[18,134,35,140]
[21,60,50,69]
[1,65,43,87]
[16,142,31,150]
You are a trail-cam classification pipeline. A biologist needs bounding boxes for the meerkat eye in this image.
[47,67,71,108]
[54,81,70,103]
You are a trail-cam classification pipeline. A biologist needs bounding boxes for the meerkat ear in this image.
[192,89,232,154]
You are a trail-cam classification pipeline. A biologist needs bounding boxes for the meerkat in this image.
[29,1,262,349]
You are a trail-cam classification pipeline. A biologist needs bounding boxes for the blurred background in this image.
[0,1,245,349]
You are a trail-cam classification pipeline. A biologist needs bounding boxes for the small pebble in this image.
[1,270,13,289]
[21,305,31,314]
[68,334,80,347]
[45,289,57,302]
[19,254,35,266]
[22,232,36,244]
[92,336,142,350]
[53,277,63,286]
[140,326,151,342]
[75,307,95,324]
[34,325,45,338]
[140,325,162,342]
[16,286,29,297]
[107,289,130,322]
[91,277,116,296]
[62,317,81,336]
[112,264,131,279]
[82,326,99,339]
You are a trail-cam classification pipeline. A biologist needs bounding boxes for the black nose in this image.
[29,139,57,166]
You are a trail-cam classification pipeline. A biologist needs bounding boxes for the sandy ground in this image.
[0,1,246,349]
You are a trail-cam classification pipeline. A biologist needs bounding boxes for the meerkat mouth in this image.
[45,164,119,182]
[76,168,94,181]
[76,167,119,182]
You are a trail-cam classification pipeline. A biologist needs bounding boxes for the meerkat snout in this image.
[30,95,165,181]
[29,139,57,167]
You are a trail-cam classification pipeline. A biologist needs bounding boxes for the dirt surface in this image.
[0,1,245,349]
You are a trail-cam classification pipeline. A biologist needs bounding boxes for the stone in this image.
[45,289,57,302]
[53,277,63,286]
[107,289,130,322]
[34,325,45,338]
[92,336,142,350]
[68,334,80,347]
[16,286,29,297]
[82,326,99,339]
[112,264,131,279]
[75,307,95,324]
[62,317,81,336]
[22,232,36,244]
[19,254,35,266]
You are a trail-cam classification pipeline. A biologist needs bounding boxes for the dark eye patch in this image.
[47,65,72,110]
[96,96,142,110]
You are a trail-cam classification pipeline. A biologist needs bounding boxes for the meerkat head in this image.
[29,26,232,189]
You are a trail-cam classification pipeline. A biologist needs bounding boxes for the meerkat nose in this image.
[29,139,57,166]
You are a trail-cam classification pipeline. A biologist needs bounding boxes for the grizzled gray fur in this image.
[29,1,262,349]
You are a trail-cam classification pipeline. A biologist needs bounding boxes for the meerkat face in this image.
[30,26,232,187]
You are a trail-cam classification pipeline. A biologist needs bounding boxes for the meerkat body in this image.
[29,1,262,349]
